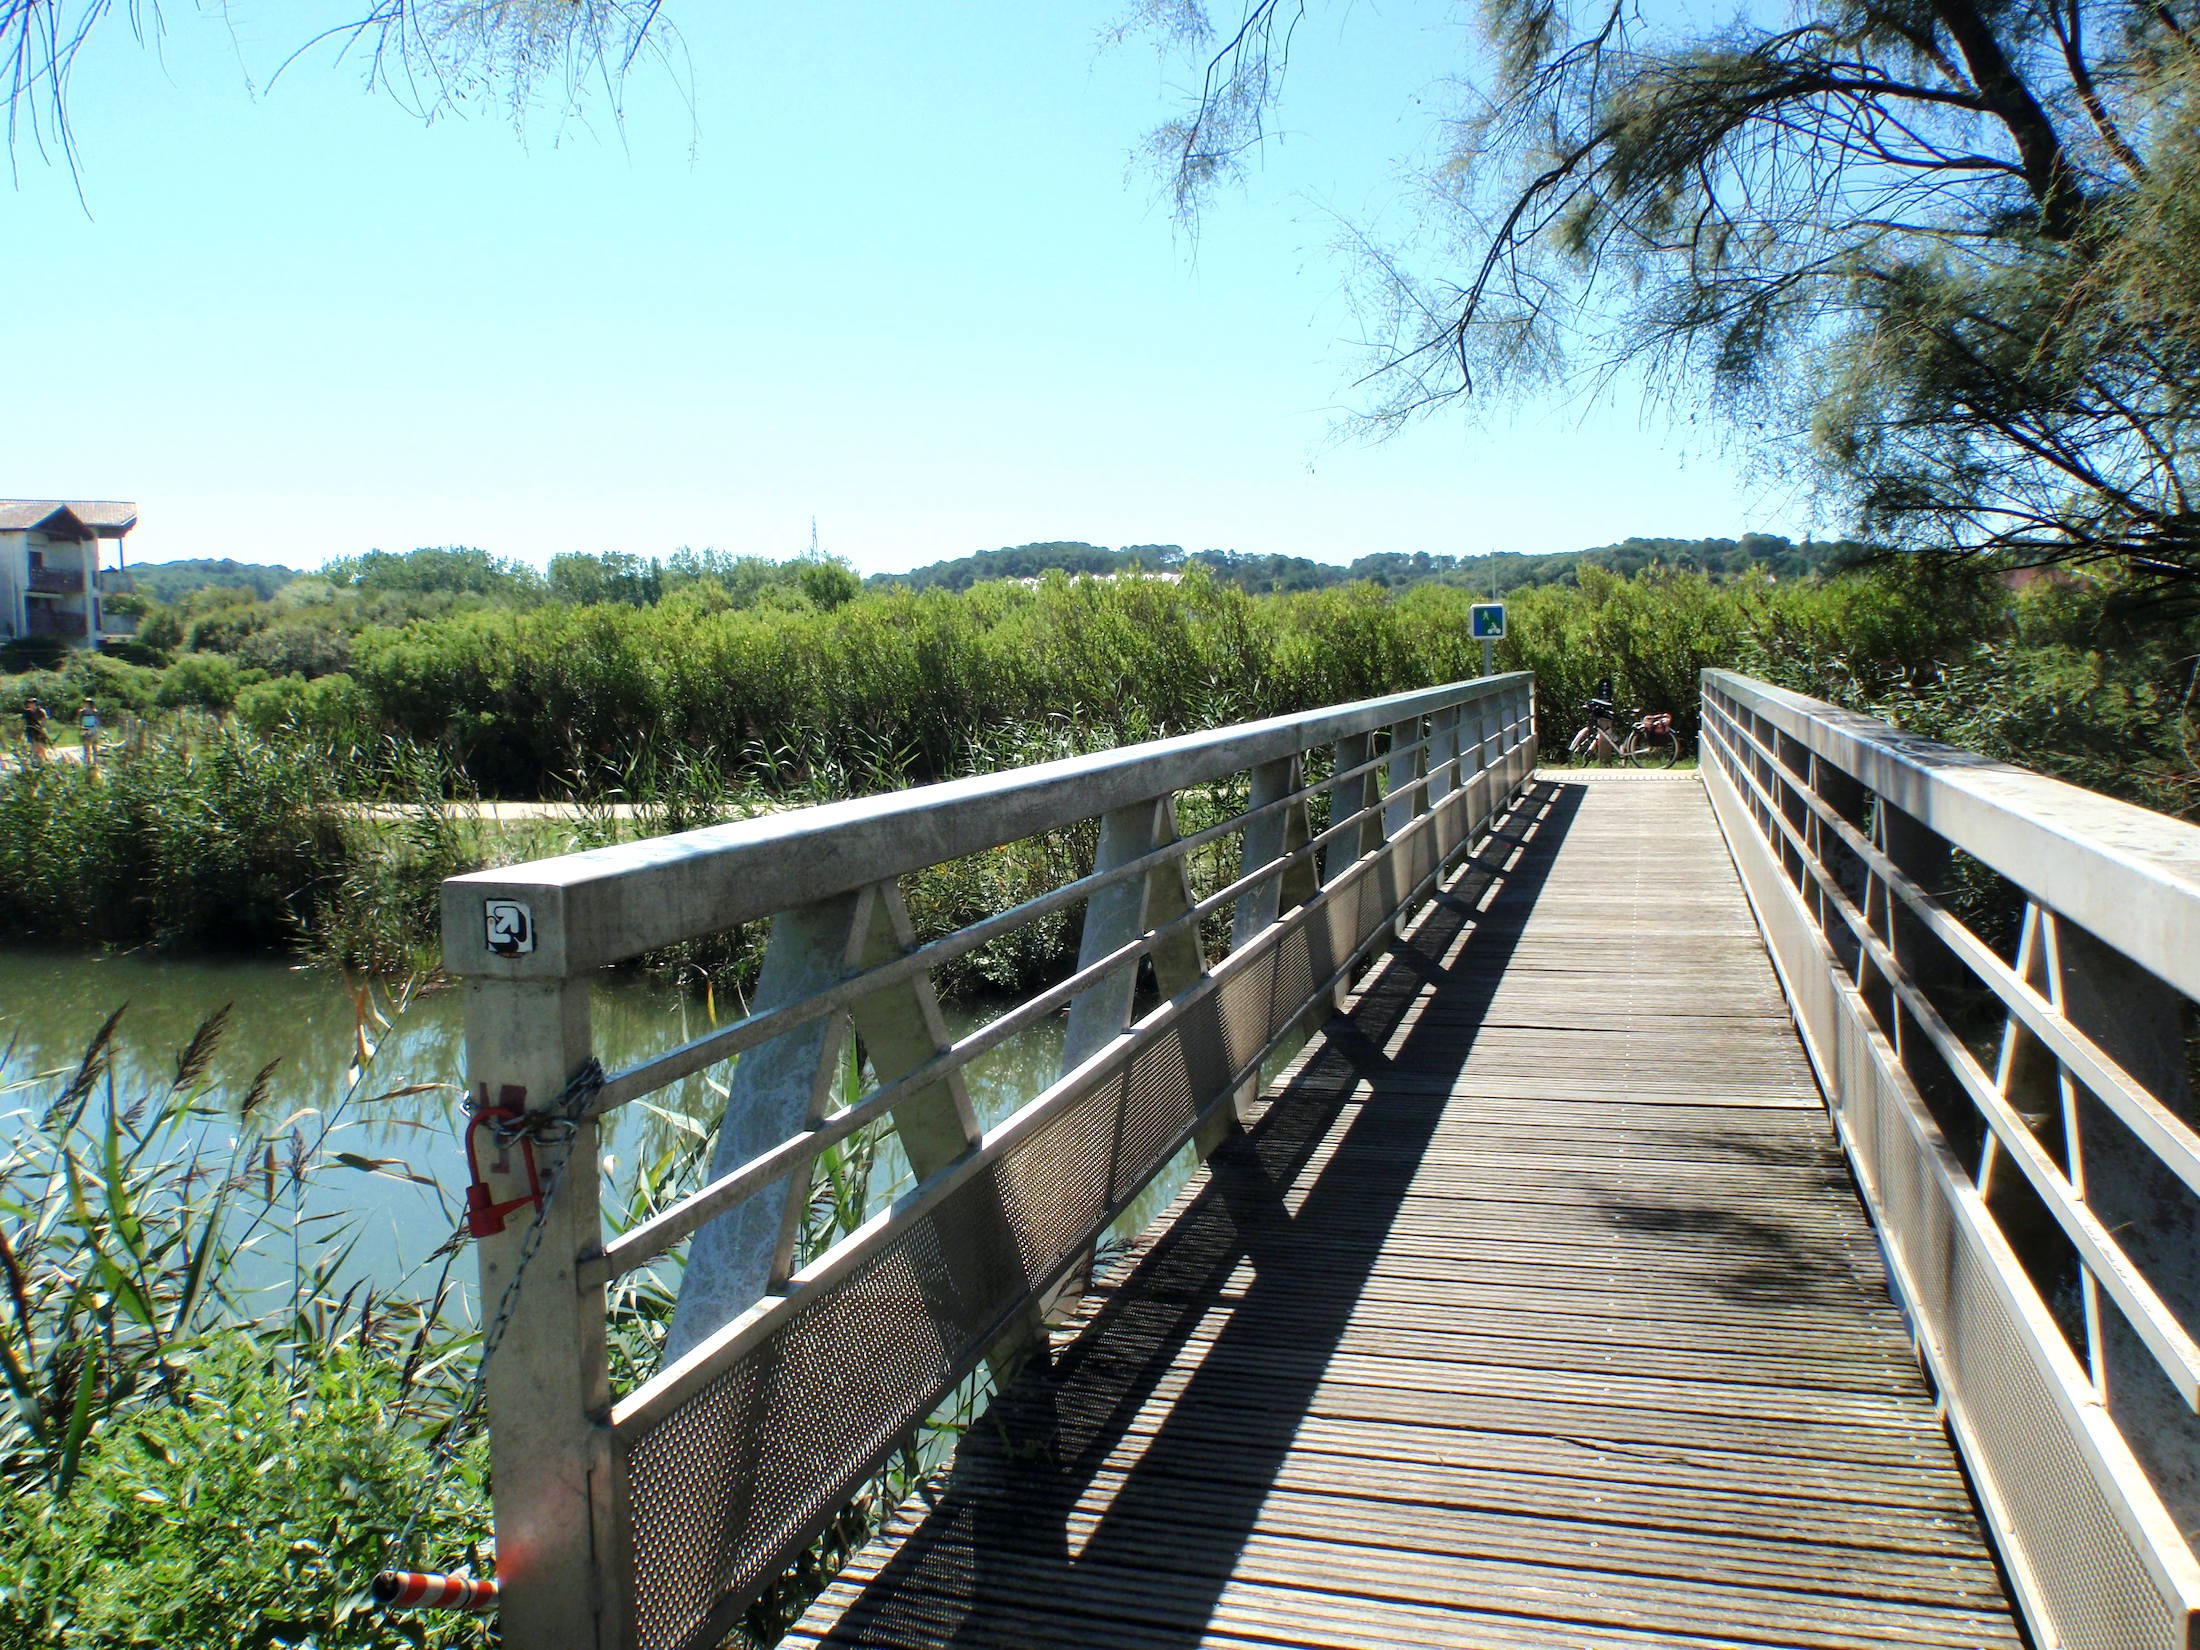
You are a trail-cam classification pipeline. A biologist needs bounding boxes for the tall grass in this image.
[332,571,1494,793]
[0,986,492,1648]
[0,972,957,1647]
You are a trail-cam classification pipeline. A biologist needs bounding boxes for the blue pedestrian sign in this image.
[1470,602,1507,641]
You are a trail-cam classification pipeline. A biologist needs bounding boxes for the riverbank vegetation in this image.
[3,547,2195,970]
[0,992,493,1648]
[0,983,990,1647]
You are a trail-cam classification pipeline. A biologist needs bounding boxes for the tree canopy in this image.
[1150,0,2200,584]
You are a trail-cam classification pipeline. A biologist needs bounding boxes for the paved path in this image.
[789,771,2020,1649]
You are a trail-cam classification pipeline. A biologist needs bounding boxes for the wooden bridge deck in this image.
[788,771,2023,1650]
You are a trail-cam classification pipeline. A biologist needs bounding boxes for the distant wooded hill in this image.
[117,534,1867,608]
[870,535,1872,594]
[123,559,302,602]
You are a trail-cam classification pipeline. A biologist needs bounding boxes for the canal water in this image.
[0,947,1088,1311]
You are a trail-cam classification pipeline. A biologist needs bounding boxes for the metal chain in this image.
[379,1057,606,1578]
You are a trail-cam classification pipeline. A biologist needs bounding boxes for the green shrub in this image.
[158,652,249,712]
[180,588,273,654]
[236,672,370,743]
[0,1002,492,1649]
[235,622,353,680]
[133,603,185,654]
[68,652,164,716]
[0,1343,491,1650]
[0,670,71,718]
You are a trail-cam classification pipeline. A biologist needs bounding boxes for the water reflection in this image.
[0,948,1086,1304]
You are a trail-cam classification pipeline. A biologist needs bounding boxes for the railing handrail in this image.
[1704,669,2200,997]
[442,674,1532,980]
[1701,668,2200,1650]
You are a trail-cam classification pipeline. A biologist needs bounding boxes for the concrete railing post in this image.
[465,974,622,1650]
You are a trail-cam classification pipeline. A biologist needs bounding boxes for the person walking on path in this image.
[77,697,100,769]
[21,696,50,762]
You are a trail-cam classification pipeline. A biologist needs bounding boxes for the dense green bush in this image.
[235,621,354,680]
[0,1343,490,1650]
[156,651,256,712]
[0,655,164,722]
[235,671,372,743]
[0,637,68,673]
[6,557,2195,969]
[181,588,275,655]
[0,1001,493,1649]
[332,570,1502,794]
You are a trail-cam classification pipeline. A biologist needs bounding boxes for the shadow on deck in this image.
[788,775,2023,1650]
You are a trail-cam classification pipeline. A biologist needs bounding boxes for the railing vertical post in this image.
[1223,755,1313,1126]
[666,894,866,1358]
[1056,794,1205,1312]
[1140,796,1208,1001]
[464,974,622,1650]
[1323,731,1384,1009]
[1381,717,1425,934]
[1353,736,1387,860]
[1325,733,1373,884]
[2047,918,2200,1528]
[1807,754,1867,979]
[1873,802,1950,1058]
[1384,716,1424,836]
[1063,798,1166,1071]
[1483,693,1509,819]
[843,881,1046,1358]
[1774,731,1812,892]
[1233,756,1308,948]
[845,882,980,1178]
[1427,706,1460,807]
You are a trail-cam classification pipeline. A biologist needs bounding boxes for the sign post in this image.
[1470,601,1506,676]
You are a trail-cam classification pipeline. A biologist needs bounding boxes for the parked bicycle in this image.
[1559,689,1682,768]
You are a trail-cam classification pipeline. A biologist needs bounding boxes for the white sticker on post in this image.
[485,899,536,956]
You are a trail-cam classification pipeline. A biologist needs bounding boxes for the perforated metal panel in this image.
[615,788,1495,1650]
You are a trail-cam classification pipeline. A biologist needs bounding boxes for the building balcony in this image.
[25,607,87,639]
[27,567,85,595]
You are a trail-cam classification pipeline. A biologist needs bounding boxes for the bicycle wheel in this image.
[1624,729,1681,768]
[1558,724,1595,765]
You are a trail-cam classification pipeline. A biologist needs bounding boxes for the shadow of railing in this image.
[805,780,1579,1645]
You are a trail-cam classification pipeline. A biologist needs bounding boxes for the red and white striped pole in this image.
[372,1571,500,1613]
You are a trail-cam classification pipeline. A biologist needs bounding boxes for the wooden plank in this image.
[791,770,2022,1649]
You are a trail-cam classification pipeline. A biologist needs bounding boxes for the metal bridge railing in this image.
[439,673,1537,1650]
[1702,669,2200,1650]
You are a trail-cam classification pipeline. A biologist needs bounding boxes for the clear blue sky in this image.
[5,2,1813,576]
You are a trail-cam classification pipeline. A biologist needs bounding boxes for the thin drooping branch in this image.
[3,0,681,184]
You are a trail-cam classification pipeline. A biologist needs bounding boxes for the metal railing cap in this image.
[1703,669,2200,1000]
[442,673,1529,980]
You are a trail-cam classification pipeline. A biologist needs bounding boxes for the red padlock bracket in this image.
[463,1083,543,1239]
